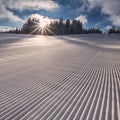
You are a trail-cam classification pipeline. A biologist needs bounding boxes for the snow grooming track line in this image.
[13,72,79,118]
[0,74,59,112]
[21,64,92,120]
[92,65,106,120]
[0,72,61,110]
[113,64,120,120]
[66,64,98,120]
[52,64,96,120]
[0,78,57,119]
[105,63,111,120]
[111,63,114,120]
[73,64,101,120]
[0,74,52,106]
[99,64,108,120]
[115,65,120,96]
[5,65,89,119]
[40,65,94,120]
[48,68,95,119]
[0,70,74,119]
[85,65,104,120]
[54,65,94,119]
[79,65,102,120]
[0,67,76,105]
[0,69,77,119]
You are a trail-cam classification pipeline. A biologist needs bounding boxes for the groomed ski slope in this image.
[0,33,120,120]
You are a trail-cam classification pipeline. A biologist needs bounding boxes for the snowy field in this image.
[0,33,119,120]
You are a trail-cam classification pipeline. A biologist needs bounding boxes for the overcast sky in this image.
[0,0,120,32]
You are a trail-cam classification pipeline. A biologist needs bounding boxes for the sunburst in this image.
[28,16,55,35]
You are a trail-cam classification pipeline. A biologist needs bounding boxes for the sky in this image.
[0,0,120,32]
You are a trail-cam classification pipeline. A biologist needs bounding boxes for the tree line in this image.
[108,26,120,34]
[9,17,102,35]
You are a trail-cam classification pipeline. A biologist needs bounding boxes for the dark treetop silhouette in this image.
[8,17,102,35]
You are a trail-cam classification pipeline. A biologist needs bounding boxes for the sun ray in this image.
[23,16,55,36]
[45,26,55,35]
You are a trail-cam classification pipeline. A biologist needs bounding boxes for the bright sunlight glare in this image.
[39,21,48,29]
[28,14,57,35]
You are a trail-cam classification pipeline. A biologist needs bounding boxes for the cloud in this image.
[75,15,88,24]
[0,26,15,32]
[87,0,120,26]
[0,6,24,23]
[105,25,112,30]
[28,14,58,25]
[74,0,90,15]
[2,0,59,11]
[109,15,120,26]
[0,0,59,23]
[102,25,112,32]
[94,20,108,28]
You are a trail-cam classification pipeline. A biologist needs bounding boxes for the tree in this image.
[14,16,103,35]
[65,19,71,34]
[76,21,83,34]
[58,17,64,35]
[108,26,120,34]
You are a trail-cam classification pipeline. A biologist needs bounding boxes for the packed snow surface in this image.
[0,33,120,120]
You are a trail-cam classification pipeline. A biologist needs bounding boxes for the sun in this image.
[39,21,47,29]
[28,15,54,35]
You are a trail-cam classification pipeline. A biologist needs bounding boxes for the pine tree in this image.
[65,19,70,34]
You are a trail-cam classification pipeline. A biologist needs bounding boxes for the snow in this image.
[0,33,120,120]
